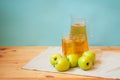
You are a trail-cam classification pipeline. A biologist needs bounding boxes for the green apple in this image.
[78,56,93,70]
[50,54,62,66]
[82,50,95,62]
[55,57,70,72]
[67,54,79,68]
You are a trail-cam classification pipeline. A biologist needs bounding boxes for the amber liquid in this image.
[62,24,89,57]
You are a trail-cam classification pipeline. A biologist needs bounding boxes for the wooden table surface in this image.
[0,46,120,80]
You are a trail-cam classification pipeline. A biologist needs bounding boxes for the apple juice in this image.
[62,37,88,57]
[62,38,74,56]
[62,24,89,57]
[70,24,89,56]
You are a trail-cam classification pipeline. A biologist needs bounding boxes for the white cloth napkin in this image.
[23,47,120,79]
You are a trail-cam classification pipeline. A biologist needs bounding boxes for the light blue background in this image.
[0,0,120,46]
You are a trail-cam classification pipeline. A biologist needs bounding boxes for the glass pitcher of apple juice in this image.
[62,17,89,57]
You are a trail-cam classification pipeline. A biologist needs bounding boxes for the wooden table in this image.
[0,46,120,80]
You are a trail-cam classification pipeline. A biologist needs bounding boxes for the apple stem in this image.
[86,62,89,66]
[54,58,57,60]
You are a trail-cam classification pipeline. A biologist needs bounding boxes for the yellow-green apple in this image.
[67,54,78,68]
[50,54,62,66]
[78,56,93,70]
[82,50,95,62]
[55,57,70,72]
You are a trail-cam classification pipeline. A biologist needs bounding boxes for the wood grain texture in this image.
[0,46,120,80]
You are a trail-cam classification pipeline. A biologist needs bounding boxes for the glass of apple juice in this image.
[62,34,87,57]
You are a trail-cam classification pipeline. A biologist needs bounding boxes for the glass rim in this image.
[71,16,86,25]
[62,34,86,39]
